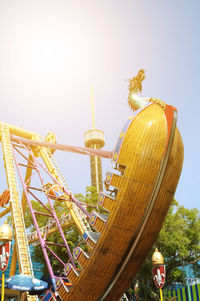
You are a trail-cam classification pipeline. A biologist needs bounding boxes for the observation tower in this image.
[84,86,105,193]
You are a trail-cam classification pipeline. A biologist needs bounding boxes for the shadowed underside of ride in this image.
[0,72,184,301]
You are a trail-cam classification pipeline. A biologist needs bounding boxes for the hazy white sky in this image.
[0,0,199,209]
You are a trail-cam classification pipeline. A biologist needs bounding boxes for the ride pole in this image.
[159,288,163,301]
[1,272,5,301]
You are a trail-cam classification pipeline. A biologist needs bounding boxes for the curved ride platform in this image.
[62,102,183,301]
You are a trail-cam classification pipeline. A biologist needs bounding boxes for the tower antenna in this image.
[90,84,95,129]
[84,85,105,193]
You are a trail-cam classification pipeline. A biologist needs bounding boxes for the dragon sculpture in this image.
[128,69,166,111]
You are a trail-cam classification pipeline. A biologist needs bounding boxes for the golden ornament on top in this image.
[152,248,164,266]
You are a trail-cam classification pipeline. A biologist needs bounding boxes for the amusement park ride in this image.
[0,70,184,301]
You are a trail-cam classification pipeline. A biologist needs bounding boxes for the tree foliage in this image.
[132,201,200,300]
[157,202,200,284]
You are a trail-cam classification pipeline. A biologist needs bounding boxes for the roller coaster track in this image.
[0,123,38,301]
[0,101,183,301]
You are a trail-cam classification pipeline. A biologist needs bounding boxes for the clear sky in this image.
[0,0,199,209]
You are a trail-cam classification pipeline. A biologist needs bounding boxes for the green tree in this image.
[132,201,200,300]
[74,185,98,213]
[157,202,200,285]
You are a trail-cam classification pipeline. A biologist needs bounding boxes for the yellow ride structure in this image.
[0,71,184,301]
